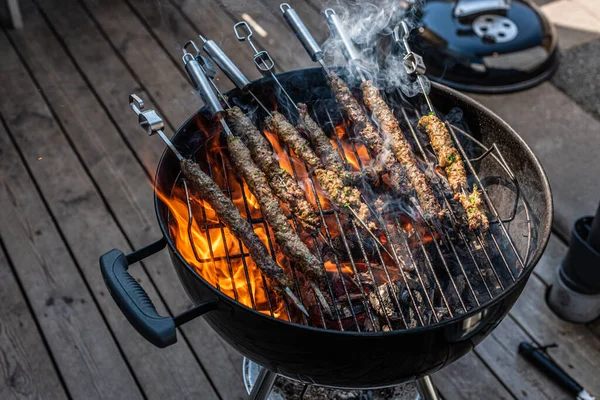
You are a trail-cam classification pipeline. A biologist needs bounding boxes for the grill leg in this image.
[416,376,440,400]
[248,367,278,400]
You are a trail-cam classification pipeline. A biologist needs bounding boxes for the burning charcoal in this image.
[406,306,419,329]
[358,272,375,287]
[363,314,381,332]
[324,233,379,262]
[436,307,450,321]
[335,297,365,320]
[369,282,403,322]
[403,273,421,290]
[446,275,467,313]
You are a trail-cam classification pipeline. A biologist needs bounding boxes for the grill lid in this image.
[412,0,559,93]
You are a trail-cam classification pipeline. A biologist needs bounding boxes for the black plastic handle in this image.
[518,342,582,395]
[100,240,223,348]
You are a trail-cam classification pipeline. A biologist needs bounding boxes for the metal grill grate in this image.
[171,98,533,332]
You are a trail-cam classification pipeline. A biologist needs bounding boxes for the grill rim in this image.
[154,69,554,336]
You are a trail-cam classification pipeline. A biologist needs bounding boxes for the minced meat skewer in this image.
[326,72,411,197]
[265,111,373,229]
[225,135,328,285]
[225,107,320,235]
[180,159,293,290]
[296,103,346,177]
[361,80,444,220]
[417,114,489,230]
[296,103,377,186]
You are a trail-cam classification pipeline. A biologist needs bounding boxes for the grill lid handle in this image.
[100,240,223,348]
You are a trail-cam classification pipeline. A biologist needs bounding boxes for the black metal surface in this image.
[519,343,584,396]
[561,216,600,294]
[143,68,552,387]
[411,0,559,93]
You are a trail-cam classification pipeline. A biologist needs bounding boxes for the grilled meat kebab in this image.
[226,107,320,235]
[180,159,293,289]
[225,134,327,283]
[326,72,411,197]
[417,114,489,230]
[296,103,346,177]
[265,111,374,229]
[296,103,377,186]
[361,81,443,220]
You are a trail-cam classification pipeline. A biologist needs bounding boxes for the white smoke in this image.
[321,0,429,96]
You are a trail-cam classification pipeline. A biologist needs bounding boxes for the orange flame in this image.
[157,186,288,318]
[334,124,371,171]
[157,117,407,325]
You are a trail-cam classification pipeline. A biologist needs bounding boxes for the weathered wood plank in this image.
[4,3,221,399]
[433,352,515,400]
[0,242,68,400]
[30,0,164,175]
[476,316,571,400]
[127,0,262,89]
[258,0,329,46]
[217,0,316,71]
[518,233,600,353]
[510,275,600,396]
[76,0,197,127]
[0,105,142,399]
[30,0,247,398]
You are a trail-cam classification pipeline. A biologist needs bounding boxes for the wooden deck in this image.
[1,0,599,399]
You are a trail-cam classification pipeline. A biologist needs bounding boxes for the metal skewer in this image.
[131,86,310,319]
[234,21,298,111]
[234,17,397,267]
[129,94,184,161]
[197,35,272,117]
[190,37,331,250]
[183,40,335,319]
[393,22,435,115]
[323,8,366,83]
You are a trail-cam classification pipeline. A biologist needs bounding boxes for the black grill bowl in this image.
[149,68,552,388]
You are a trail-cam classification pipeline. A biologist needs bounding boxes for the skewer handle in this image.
[280,3,323,62]
[200,36,251,91]
[129,94,184,160]
[324,9,361,64]
[183,41,226,120]
[129,94,165,136]
[234,21,276,77]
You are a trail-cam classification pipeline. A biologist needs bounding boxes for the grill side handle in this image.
[100,239,222,348]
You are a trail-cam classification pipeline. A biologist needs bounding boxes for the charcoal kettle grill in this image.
[410,0,559,93]
[99,4,553,399]
[100,68,552,393]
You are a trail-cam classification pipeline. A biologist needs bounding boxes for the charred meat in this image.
[226,107,320,235]
[266,111,373,227]
[361,81,443,220]
[296,103,377,186]
[296,103,346,176]
[180,158,293,289]
[226,135,326,283]
[326,72,410,197]
[417,115,489,230]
